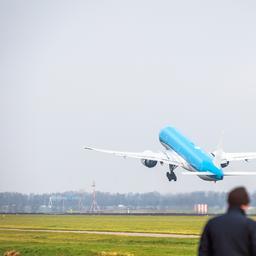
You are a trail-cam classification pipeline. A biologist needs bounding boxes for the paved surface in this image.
[0,227,199,238]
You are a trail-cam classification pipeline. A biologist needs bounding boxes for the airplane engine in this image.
[221,160,230,168]
[141,159,157,168]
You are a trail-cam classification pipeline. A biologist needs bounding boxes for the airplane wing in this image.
[224,152,256,162]
[84,147,183,166]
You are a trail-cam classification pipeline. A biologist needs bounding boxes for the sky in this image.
[1,0,256,194]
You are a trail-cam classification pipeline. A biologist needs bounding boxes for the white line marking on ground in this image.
[0,228,199,238]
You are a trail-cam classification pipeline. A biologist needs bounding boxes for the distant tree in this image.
[0,190,239,213]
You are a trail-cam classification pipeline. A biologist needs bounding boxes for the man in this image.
[199,187,256,256]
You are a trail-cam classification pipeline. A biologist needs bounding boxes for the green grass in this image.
[0,215,205,255]
[0,230,198,256]
[0,215,208,235]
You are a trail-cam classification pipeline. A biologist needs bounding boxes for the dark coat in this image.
[198,207,256,256]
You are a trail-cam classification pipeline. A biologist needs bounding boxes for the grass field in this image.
[0,215,208,235]
[0,215,207,256]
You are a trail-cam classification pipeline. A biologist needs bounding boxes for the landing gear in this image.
[166,164,177,182]
[166,171,177,181]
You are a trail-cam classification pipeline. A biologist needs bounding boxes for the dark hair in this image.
[228,187,250,207]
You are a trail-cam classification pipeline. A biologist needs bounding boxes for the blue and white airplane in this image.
[84,126,256,182]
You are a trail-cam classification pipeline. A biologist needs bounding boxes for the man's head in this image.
[228,187,250,210]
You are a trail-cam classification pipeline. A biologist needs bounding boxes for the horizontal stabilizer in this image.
[182,171,256,176]
[225,152,256,162]
[223,172,256,176]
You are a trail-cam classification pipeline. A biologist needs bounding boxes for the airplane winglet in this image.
[84,147,93,150]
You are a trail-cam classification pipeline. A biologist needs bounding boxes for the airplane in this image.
[84,126,256,182]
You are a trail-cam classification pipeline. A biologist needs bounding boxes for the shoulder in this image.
[204,215,225,228]
[247,217,256,223]
[246,217,256,228]
[208,214,226,223]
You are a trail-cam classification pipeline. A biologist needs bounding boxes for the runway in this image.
[0,228,199,238]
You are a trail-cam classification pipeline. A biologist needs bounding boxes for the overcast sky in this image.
[1,0,256,194]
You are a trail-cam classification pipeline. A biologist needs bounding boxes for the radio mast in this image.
[90,181,100,212]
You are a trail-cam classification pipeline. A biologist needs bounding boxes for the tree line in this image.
[1,191,256,213]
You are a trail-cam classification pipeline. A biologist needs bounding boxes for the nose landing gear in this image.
[166,164,177,182]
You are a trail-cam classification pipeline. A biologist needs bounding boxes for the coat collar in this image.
[227,206,246,216]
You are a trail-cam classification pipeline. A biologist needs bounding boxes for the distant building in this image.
[194,204,208,214]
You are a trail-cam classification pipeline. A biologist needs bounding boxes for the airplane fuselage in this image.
[159,126,224,181]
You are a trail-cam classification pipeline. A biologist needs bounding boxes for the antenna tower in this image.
[90,181,100,212]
